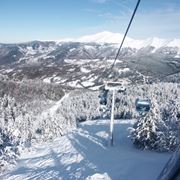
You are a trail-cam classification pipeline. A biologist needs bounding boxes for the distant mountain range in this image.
[59,31,180,50]
[0,31,180,87]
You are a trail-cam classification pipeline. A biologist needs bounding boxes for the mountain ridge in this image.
[57,31,180,49]
[1,31,180,50]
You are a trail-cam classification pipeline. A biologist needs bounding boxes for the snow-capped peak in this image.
[77,31,133,44]
[167,38,180,47]
[143,37,169,49]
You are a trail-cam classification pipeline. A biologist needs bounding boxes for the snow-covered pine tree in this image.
[160,99,180,151]
[130,96,179,152]
[0,95,31,173]
[130,97,160,150]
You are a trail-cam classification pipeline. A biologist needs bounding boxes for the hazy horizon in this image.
[1,30,180,44]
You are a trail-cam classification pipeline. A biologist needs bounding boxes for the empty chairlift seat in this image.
[99,86,109,105]
[105,82,126,92]
[135,98,151,112]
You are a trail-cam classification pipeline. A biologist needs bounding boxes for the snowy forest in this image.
[0,78,180,174]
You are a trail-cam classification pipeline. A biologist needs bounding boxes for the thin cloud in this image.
[80,6,180,39]
[91,0,109,4]
[133,8,180,38]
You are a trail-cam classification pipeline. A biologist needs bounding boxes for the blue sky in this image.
[0,0,180,42]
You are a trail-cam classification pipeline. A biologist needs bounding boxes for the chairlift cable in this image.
[159,70,180,82]
[81,0,179,91]
[83,0,142,91]
[105,0,141,79]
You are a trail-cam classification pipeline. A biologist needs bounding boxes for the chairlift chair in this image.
[105,81,126,92]
[98,85,109,105]
[99,81,126,106]
[135,98,151,112]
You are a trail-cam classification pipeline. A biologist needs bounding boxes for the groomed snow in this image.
[0,120,170,180]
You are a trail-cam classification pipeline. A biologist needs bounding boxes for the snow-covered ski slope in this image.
[1,120,170,180]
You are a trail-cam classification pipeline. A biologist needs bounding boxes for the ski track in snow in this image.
[48,93,69,116]
[41,93,69,118]
[0,120,171,180]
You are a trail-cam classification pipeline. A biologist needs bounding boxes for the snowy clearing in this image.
[118,68,130,73]
[81,81,95,87]
[80,67,91,73]
[0,120,171,180]
[43,77,52,83]
[64,59,98,65]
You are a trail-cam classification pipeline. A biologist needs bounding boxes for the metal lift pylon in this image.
[105,82,126,146]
